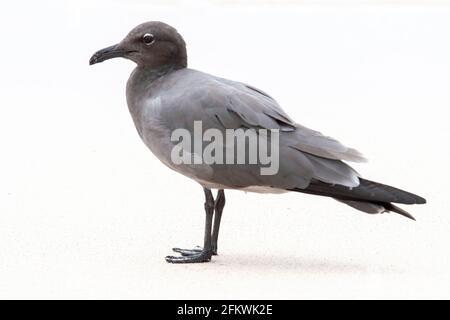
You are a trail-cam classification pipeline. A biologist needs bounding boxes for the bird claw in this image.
[172,246,218,256]
[172,246,203,256]
[165,251,212,264]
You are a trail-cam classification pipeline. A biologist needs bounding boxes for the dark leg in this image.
[171,189,226,258]
[211,189,225,255]
[165,188,215,263]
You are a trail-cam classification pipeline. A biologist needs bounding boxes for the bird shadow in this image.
[214,253,401,275]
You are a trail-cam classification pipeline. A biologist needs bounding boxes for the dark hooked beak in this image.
[89,44,132,65]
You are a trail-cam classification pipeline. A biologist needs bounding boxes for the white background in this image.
[1,0,449,299]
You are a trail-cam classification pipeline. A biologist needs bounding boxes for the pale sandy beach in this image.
[0,0,449,299]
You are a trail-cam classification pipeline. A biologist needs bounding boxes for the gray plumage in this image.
[90,21,426,263]
[126,66,424,214]
[126,67,362,188]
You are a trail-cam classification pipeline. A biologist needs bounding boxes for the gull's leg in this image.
[173,189,226,257]
[211,189,225,255]
[165,188,215,263]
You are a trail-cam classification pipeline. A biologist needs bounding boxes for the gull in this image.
[90,21,426,263]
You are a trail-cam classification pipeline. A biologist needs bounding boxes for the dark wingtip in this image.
[416,196,427,205]
[89,54,98,65]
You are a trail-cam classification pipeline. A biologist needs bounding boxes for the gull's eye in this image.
[142,33,155,45]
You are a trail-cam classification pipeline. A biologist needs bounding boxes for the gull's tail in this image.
[291,178,426,220]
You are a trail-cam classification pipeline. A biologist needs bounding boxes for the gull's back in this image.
[126,68,363,191]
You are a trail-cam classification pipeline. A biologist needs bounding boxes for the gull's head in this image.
[89,21,187,69]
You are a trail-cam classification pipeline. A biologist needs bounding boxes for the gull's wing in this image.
[154,69,364,189]
[212,76,367,163]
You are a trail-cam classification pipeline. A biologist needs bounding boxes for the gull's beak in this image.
[89,44,130,65]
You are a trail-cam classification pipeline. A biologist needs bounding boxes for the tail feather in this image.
[335,199,386,214]
[383,202,416,221]
[291,178,425,220]
[337,199,416,220]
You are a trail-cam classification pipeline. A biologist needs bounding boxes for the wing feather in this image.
[156,69,364,189]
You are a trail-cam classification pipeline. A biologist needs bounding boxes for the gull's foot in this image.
[172,246,202,256]
[165,250,212,264]
[172,246,218,256]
